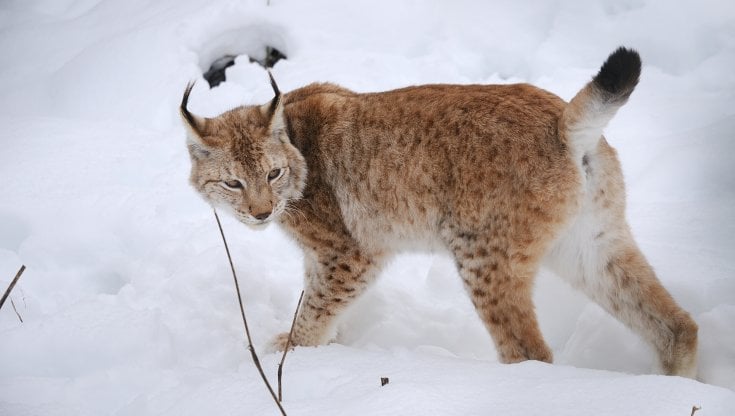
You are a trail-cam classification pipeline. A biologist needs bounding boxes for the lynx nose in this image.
[253,211,271,221]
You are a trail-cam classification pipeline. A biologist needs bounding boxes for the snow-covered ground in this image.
[1,0,734,414]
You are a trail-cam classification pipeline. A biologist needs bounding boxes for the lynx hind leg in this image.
[446,230,553,364]
[548,145,698,377]
[549,220,698,377]
[603,243,698,377]
[270,245,382,352]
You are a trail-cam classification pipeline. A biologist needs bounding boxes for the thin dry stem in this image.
[278,290,304,402]
[10,298,23,323]
[213,209,287,416]
[0,265,26,312]
[691,406,701,416]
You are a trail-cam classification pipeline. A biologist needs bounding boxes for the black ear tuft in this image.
[265,70,281,118]
[180,81,198,129]
[267,70,281,99]
[593,47,642,100]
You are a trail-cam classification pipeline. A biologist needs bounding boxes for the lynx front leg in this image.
[271,246,382,351]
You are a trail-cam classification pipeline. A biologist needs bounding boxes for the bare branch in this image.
[278,290,304,402]
[213,209,287,416]
[0,265,26,312]
[691,406,701,416]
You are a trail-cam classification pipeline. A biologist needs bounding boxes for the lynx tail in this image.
[561,47,642,157]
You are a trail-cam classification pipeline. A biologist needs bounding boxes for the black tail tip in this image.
[593,47,642,98]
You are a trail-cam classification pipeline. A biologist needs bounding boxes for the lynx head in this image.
[180,73,307,227]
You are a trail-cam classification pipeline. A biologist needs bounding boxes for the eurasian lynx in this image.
[181,48,698,377]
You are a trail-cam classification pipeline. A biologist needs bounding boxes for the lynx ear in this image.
[269,98,286,137]
[180,82,216,158]
[261,71,288,142]
[180,81,212,145]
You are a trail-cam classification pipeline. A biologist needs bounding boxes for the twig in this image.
[278,290,304,402]
[691,406,701,416]
[0,265,26,311]
[10,298,23,323]
[213,209,287,416]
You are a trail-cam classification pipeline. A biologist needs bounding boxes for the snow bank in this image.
[0,0,733,414]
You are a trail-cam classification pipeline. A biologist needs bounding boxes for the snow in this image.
[1,0,734,414]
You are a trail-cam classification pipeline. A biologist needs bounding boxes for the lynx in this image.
[181,48,698,377]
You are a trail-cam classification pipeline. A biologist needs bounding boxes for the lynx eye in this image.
[222,179,243,190]
[267,168,283,181]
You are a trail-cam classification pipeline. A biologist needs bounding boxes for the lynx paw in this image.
[268,332,296,353]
